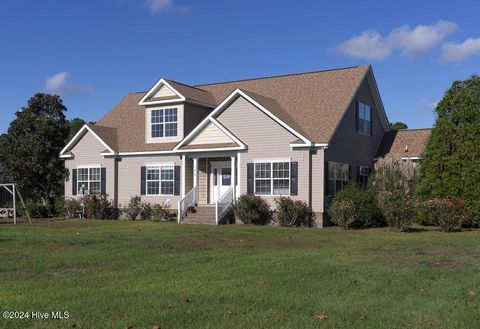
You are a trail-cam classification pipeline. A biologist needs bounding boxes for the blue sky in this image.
[1,0,479,133]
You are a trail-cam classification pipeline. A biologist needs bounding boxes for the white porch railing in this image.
[177,186,198,223]
[215,187,234,225]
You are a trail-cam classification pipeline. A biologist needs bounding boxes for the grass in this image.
[0,220,479,329]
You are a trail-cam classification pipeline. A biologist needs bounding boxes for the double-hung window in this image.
[358,166,371,186]
[77,167,101,194]
[254,162,290,195]
[328,162,349,196]
[146,165,174,195]
[357,102,372,135]
[151,108,178,138]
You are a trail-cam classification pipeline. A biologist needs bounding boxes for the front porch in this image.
[178,153,239,224]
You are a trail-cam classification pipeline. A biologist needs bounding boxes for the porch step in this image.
[181,206,216,225]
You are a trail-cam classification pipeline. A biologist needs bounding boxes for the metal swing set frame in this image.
[0,184,31,224]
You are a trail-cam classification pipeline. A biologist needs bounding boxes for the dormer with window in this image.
[138,78,215,144]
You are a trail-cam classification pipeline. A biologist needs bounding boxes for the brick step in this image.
[181,206,216,225]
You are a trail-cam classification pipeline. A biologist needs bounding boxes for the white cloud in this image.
[44,72,93,96]
[441,37,480,63]
[144,0,190,14]
[420,97,439,111]
[336,20,457,60]
[336,30,392,60]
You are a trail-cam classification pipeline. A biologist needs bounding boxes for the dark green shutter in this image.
[72,169,77,196]
[101,168,106,194]
[174,166,180,196]
[355,102,359,132]
[290,162,298,196]
[247,163,254,194]
[140,167,146,195]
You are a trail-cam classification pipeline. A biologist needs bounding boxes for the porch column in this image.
[231,156,236,200]
[193,157,199,203]
[181,155,186,198]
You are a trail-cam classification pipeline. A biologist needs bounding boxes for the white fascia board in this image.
[175,88,311,150]
[117,150,177,156]
[290,142,328,148]
[60,124,115,157]
[179,146,246,153]
[138,78,186,106]
[59,154,73,159]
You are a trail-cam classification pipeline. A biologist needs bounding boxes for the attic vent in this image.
[405,144,408,152]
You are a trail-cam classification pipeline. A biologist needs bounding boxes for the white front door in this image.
[211,161,231,203]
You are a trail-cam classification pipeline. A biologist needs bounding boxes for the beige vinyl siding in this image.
[152,84,177,98]
[188,121,233,145]
[198,159,208,204]
[183,104,213,136]
[217,96,311,207]
[145,104,184,144]
[64,131,115,199]
[325,75,387,182]
[117,155,182,209]
[311,149,325,214]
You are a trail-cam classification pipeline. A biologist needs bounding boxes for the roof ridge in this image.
[398,128,432,131]
[194,65,369,87]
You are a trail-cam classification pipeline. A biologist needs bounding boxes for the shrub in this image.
[152,203,171,221]
[64,197,82,218]
[125,196,142,220]
[275,196,315,227]
[423,197,466,232]
[80,194,113,219]
[329,184,383,229]
[50,195,65,218]
[232,194,272,225]
[25,200,49,219]
[371,158,418,232]
[139,201,153,220]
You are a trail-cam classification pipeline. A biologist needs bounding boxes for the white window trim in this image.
[358,165,370,184]
[150,107,178,138]
[328,162,349,196]
[76,166,102,195]
[145,165,175,196]
[357,102,372,136]
[254,161,291,196]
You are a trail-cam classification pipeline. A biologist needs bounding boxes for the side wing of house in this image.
[63,130,116,202]
[325,70,389,196]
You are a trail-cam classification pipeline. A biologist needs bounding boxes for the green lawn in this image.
[0,221,479,329]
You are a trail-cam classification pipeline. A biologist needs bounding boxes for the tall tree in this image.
[416,75,480,225]
[3,93,69,201]
[67,117,86,141]
[389,122,408,130]
[0,134,7,182]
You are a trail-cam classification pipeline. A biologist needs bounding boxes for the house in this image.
[60,65,430,226]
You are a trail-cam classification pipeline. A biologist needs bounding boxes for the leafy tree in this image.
[0,133,7,182]
[416,75,480,226]
[389,122,408,130]
[3,93,69,201]
[67,117,86,141]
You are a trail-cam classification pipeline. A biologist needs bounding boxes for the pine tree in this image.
[416,75,480,226]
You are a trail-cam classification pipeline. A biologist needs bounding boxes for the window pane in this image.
[328,180,335,195]
[151,109,163,123]
[78,182,88,194]
[255,163,271,178]
[147,181,160,195]
[78,168,89,181]
[89,168,101,181]
[273,179,289,195]
[160,167,174,180]
[164,123,177,137]
[255,179,271,195]
[164,108,177,122]
[151,124,163,138]
[221,168,231,186]
[273,162,289,178]
[365,105,371,120]
[90,182,101,194]
[147,168,160,180]
[160,181,173,195]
